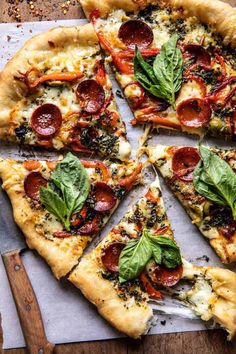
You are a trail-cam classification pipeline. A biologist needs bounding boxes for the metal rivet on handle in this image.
[14,264,20,271]
[38,348,44,354]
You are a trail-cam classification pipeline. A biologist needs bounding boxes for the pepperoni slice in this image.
[184,44,211,66]
[118,20,153,49]
[172,147,200,182]
[31,103,62,137]
[94,182,117,212]
[152,264,183,287]
[101,241,126,272]
[177,98,212,128]
[77,214,101,235]
[24,172,47,201]
[76,79,105,114]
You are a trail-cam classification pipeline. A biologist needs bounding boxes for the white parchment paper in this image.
[0,19,235,349]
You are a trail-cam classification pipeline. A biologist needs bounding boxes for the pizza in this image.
[0,23,131,161]
[147,144,236,264]
[80,0,236,139]
[69,177,236,340]
[0,153,142,278]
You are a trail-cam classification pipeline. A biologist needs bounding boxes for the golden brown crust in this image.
[80,0,236,47]
[0,158,91,279]
[0,23,98,138]
[69,253,153,339]
[169,0,236,47]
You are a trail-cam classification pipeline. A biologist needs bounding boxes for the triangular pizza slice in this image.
[0,153,142,278]
[81,0,236,140]
[0,23,131,161]
[147,144,236,264]
[69,176,236,340]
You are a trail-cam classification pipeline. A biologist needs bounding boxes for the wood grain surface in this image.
[2,251,54,354]
[0,1,236,353]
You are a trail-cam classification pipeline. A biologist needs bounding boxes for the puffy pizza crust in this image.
[147,145,236,264]
[0,158,92,279]
[69,253,153,339]
[0,24,98,138]
[205,267,236,339]
[80,0,236,47]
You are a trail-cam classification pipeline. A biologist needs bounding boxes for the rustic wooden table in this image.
[0,0,236,353]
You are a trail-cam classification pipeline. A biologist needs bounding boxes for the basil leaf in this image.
[153,34,183,107]
[134,46,156,84]
[40,186,67,225]
[119,233,152,283]
[148,235,182,268]
[133,35,183,108]
[118,229,182,283]
[162,248,182,268]
[40,153,90,230]
[51,152,90,214]
[193,146,236,220]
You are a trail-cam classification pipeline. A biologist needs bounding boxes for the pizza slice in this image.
[0,153,142,278]
[69,177,236,340]
[81,0,236,139]
[147,144,236,264]
[0,23,131,160]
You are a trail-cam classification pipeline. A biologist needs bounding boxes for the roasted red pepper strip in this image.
[119,162,142,190]
[23,160,40,171]
[80,160,111,182]
[53,231,72,238]
[94,59,107,87]
[207,76,236,105]
[139,272,163,300]
[214,53,227,79]
[71,206,88,227]
[132,112,182,130]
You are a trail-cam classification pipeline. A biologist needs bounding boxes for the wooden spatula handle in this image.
[2,250,55,354]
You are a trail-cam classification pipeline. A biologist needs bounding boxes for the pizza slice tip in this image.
[0,154,142,279]
[69,176,236,340]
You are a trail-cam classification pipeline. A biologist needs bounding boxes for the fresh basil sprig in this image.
[134,34,183,108]
[193,146,236,220]
[118,228,182,283]
[40,152,90,230]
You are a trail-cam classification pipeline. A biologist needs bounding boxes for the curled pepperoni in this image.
[101,241,126,272]
[24,172,47,201]
[184,44,211,66]
[152,264,183,287]
[94,182,117,212]
[76,79,105,114]
[124,82,145,109]
[77,213,101,235]
[118,19,153,49]
[172,147,200,182]
[31,103,62,137]
[177,98,212,128]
